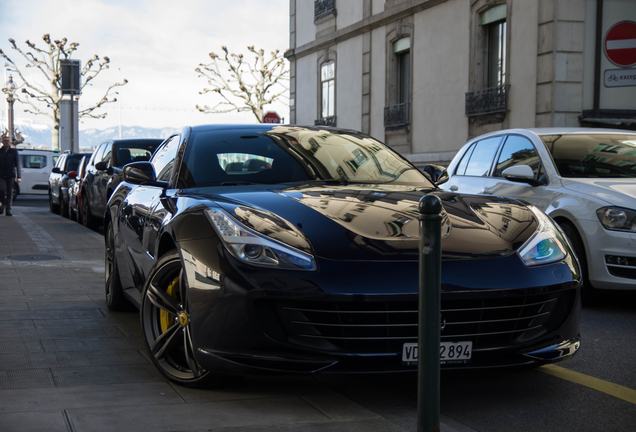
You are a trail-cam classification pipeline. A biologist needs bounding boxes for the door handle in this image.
[450,185,458,191]
[481,188,494,194]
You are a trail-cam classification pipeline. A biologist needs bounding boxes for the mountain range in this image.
[13,118,177,150]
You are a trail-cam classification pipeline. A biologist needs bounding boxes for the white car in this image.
[14,149,60,198]
[428,128,636,300]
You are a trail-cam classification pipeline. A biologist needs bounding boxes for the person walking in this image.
[0,135,22,216]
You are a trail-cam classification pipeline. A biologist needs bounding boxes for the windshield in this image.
[178,128,431,188]
[541,133,636,178]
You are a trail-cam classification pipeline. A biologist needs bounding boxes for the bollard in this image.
[417,194,443,432]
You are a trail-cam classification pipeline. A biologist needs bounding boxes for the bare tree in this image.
[0,34,128,150]
[195,46,288,123]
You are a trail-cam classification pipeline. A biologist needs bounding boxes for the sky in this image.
[0,0,290,132]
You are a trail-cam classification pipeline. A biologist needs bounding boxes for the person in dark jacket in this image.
[0,135,22,216]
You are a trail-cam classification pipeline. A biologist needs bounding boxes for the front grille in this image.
[255,290,575,354]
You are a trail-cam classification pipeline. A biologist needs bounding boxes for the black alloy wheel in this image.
[48,190,59,213]
[59,194,68,218]
[559,221,599,305]
[81,193,96,229]
[140,250,240,388]
[105,223,133,311]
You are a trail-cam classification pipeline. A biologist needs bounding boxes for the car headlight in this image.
[517,207,567,266]
[204,208,317,271]
[596,207,636,232]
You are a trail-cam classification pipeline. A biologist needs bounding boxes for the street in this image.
[1,197,635,432]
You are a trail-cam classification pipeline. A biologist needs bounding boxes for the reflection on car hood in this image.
[197,184,537,261]
[561,178,636,208]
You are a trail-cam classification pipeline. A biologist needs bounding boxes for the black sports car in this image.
[105,124,581,388]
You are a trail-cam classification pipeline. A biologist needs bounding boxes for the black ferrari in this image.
[105,124,581,388]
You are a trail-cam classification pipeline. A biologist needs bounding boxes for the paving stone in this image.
[65,397,337,432]
[28,301,103,311]
[0,382,182,413]
[0,349,148,370]
[0,410,69,432]
[0,340,44,354]
[0,309,104,321]
[0,369,56,390]
[41,337,143,352]
[52,364,161,387]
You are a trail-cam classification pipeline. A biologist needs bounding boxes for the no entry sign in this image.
[604,21,636,68]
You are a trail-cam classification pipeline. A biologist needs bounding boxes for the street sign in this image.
[604,21,636,68]
[263,111,281,123]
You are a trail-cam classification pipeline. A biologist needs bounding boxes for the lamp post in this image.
[3,75,17,145]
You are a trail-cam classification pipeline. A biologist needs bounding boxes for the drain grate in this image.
[5,254,64,261]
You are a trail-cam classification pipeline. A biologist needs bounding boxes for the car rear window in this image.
[541,133,636,178]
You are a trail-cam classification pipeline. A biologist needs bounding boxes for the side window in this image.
[455,143,476,176]
[23,155,47,169]
[151,136,181,182]
[55,155,65,169]
[462,137,502,177]
[494,135,541,178]
[92,144,106,167]
[101,143,113,165]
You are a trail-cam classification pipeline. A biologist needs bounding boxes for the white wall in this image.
[336,1,364,29]
[372,0,385,16]
[508,0,539,128]
[296,0,316,47]
[295,52,318,125]
[336,36,363,130]
[411,1,469,154]
[371,26,386,141]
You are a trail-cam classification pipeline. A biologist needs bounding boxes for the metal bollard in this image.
[417,194,442,432]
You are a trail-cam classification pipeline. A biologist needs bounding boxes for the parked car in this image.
[48,152,91,217]
[81,138,163,229]
[104,124,581,388]
[433,128,636,301]
[13,148,59,199]
[68,155,89,222]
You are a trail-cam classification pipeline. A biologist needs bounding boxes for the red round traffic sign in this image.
[263,111,281,123]
[604,21,636,68]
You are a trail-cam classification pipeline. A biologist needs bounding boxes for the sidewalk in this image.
[0,201,475,432]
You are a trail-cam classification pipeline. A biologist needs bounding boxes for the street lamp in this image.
[3,75,17,144]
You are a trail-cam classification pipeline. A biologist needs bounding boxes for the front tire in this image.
[140,250,240,388]
[81,193,97,229]
[49,190,59,213]
[559,221,599,305]
[105,222,133,311]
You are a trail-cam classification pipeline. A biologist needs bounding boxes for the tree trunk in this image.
[51,107,60,151]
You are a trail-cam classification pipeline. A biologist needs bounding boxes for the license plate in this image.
[402,341,473,364]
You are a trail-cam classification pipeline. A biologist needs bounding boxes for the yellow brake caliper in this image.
[160,276,180,333]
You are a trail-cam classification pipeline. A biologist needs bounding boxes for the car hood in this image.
[189,183,538,261]
[561,178,636,208]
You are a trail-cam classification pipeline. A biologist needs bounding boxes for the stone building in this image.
[285,0,636,166]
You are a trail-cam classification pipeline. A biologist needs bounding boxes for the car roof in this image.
[488,127,633,136]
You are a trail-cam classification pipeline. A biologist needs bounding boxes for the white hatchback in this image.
[432,128,636,299]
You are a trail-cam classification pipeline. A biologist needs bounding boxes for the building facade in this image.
[286,0,636,166]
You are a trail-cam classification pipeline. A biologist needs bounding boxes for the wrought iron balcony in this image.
[384,103,409,127]
[315,0,336,22]
[465,85,508,117]
[315,116,336,127]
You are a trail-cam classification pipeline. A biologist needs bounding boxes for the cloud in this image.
[0,0,290,130]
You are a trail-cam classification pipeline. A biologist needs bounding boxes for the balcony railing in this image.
[384,103,409,127]
[465,85,508,117]
[315,0,336,22]
[315,116,336,127]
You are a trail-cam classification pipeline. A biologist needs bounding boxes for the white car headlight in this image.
[596,207,636,231]
[204,208,317,271]
[517,207,568,267]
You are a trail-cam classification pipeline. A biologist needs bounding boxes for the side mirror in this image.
[420,164,449,186]
[95,161,108,171]
[502,165,540,186]
[123,161,168,188]
[51,167,62,174]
